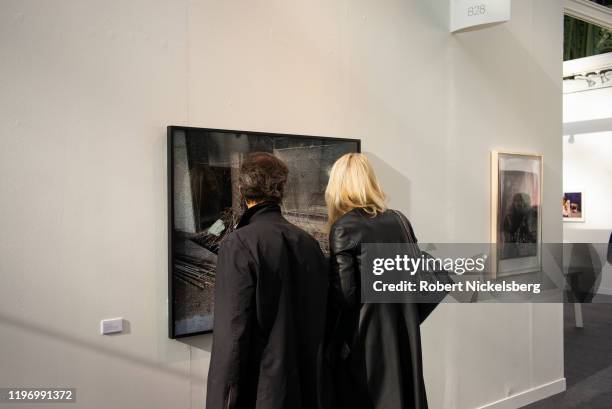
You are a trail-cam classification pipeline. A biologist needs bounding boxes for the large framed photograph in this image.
[491,151,543,277]
[563,192,584,222]
[168,126,360,338]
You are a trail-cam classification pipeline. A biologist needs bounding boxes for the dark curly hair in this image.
[239,152,289,204]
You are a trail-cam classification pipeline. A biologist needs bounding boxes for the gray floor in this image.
[521,303,612,409]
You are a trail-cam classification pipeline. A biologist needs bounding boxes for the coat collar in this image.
[236,201,282,228]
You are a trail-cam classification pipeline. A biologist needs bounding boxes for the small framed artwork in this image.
[491,151,543,277]
[563,192,584,222]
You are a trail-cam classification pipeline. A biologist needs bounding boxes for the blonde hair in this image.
[325,153,387,226]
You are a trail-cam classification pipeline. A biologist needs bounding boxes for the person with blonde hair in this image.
[324,153,434,409]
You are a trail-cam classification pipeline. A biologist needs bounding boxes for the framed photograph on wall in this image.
[168,126,360,338]
[563,192,584,222]
[491,151,543,277]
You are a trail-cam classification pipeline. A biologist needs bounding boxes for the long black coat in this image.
[327,209,435,409]
[207,202,328,409]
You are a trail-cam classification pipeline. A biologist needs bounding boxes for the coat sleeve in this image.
[325,224,358,364]
[206,235,256,409]
[396,211,441,324]
[329,225,358,309]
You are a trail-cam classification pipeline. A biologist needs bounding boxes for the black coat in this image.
[327,209,434,409]
[207,202,328,409]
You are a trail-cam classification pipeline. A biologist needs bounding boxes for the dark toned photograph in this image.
[168,127,359,337]
[491,152,543,276]
[499,170,539,259]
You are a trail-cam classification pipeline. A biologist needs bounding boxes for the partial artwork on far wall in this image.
[563,192,585,222]
[491,151,543,277]
[168,126,360,338]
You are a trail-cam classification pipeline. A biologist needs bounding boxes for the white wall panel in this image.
[0,1,564,408]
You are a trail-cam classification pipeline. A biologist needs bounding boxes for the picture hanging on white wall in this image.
[491,151,543,277]
[168,126,360,338]
[563,192,584,222]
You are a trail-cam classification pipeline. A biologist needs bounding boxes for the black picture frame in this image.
[168,126,361,338]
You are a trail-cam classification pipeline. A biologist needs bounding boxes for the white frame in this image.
[563,191,585,222]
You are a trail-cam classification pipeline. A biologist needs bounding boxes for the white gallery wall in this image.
[563,86,612,243]
[563,86,612,294]
[0,1,564,409]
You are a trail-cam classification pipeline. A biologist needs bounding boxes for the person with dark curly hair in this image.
[207,152,329,409]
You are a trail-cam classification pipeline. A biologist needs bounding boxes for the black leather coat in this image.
[327,209,434,409]
[207,202,329,409]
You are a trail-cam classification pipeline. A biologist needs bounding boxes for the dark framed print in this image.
[168,126,360,338]
[491,151,543,277]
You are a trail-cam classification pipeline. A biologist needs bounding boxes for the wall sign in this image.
[450,0,511,33]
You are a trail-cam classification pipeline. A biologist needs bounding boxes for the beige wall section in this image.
[0,1,193,409]
[189,1,565,407]
[0,1,563,409]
